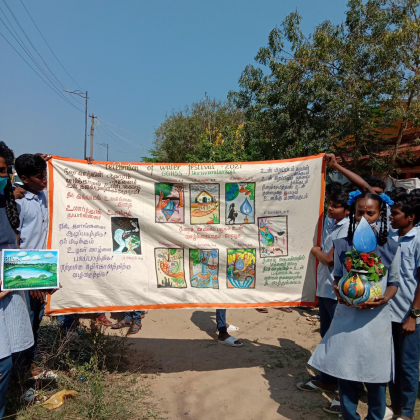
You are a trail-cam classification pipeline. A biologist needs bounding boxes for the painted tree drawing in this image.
[258,216,288,257]
[190,183,220,224]
[226,183,255,224]
[155,248,187,288]
[155,183,184,223]
[227,249,256,289]
[189,249,219,288]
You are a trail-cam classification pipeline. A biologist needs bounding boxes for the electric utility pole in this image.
[63,90,89,159]
[89,114,97,159]
[98,142,109,161]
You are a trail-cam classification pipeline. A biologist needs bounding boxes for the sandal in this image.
[127,323,141,335]
[255,308,268,313]
[323,398,342,415]
[274,307,292,313]
[96,315,112,326]
[111,320,131,329]
[296,380,335,392]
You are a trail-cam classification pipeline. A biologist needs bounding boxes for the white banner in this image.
[46,154,325,315]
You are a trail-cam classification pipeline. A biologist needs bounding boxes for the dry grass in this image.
[5,318,163,420]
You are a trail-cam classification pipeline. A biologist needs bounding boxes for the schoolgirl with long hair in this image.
[309,190,400,420]
[0,142,34,419]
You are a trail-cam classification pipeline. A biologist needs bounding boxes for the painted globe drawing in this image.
[338,270,382,306]
[338,216,382,306]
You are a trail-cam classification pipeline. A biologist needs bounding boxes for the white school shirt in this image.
[16,190,48,249]
[390,228,420,324]
[316,217,349,299]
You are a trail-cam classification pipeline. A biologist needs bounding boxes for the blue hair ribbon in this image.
[380,193,394,206]
[347,190,362,205]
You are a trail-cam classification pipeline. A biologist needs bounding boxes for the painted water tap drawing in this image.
[227,249,256,289]
[155,183,184,223]
[1,250,59,291]
[189,249,219,288]
[190,183,220,224]
[258,216,288,257]
[111,217,141,255]
[225,183,255,224]
[155,248,187,288]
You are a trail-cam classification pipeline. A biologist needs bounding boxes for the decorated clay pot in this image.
[338,269,382,306]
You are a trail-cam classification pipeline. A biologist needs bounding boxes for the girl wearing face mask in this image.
[308,191,401,420]
[0,142,34,419]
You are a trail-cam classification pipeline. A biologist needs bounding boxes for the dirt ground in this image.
[106,307,363,420]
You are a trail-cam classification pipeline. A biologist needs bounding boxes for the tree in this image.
[144,98,249,163]
[229,0,420,174]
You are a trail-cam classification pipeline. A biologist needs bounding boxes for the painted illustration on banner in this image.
[155,248,187,288]
[1,250,59,291]
[226,183,255,224]
[227,249,256,289]
[190,183,220,224]
[258,216,288,257]
[155,183,184,223]
[189,249,219,288]
[111,217,141,255]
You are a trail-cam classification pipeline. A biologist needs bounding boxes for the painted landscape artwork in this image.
[155,183,185,223]
[189,249,219,288]
[226,183,255,224]
[190,184,220,224]
[2,250,59,291]
[258,216,288,257]
[155,248,187,288]
[227,249,256,289]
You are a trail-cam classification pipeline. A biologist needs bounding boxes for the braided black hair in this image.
[347,192,388,246]
[0,142,20,230]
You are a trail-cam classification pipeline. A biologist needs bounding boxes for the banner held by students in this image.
[46,154,325,315]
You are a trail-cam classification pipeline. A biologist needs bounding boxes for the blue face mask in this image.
[0,177,8,192]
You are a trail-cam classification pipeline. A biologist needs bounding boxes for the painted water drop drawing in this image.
[1,249,59,291]
[111,217,141,255]
[227,249,256,289]
[155,183,185,223]
[225,183,255,224]
[190,183,220,225]
[258,216,288,257]
[189,249,219,288]
[155,248,187,288]
[353,216,377,253]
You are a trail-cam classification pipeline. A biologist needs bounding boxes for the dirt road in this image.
[110,307,352,420]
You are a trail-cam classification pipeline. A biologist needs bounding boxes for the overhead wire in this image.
[1,0,82,106]
[0,30,84,113]
[98,118,150,153]
[0,10,73,103]
[97,124,133,154]
[18,0,83,91]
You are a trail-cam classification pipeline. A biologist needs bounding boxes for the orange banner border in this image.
[46,153,326,314]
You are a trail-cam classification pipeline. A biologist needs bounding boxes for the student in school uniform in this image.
[298,188,350,395]
[14,154,55,377]
[0,142,34,419]
[386,193,420,420]
[309,191,400,420]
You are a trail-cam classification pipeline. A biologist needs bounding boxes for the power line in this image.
[0,11,71,101]
[98,118,149,151]
[0,29,84,113]
[2,0,65,89]
[97,124,133,153]
[2,0,81,107]
[18,0,83,91]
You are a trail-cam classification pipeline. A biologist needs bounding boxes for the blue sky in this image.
[1,0,348,163]
[4,250,58,264]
